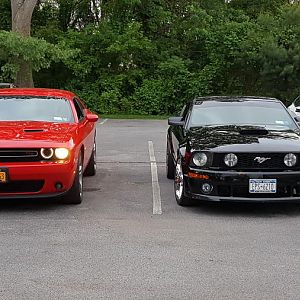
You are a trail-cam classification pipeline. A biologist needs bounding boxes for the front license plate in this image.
[249,179,277,194]
[0,171,7,183]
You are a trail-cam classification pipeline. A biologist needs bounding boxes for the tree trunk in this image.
[11,0,38,87]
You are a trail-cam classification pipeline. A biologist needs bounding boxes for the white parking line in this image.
[148,141,162,215]
[99,119,108,125]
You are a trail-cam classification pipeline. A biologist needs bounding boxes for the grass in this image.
[100,114,169,120]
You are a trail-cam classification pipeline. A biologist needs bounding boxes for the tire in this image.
[166,144,175,179]
[174,158,193,206]
[84,140,97,176]
[63,154,83,205]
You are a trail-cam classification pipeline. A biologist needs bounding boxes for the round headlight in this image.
[284,153,297,167]
[224,153,238,167]
[55,148,70,160]
[192,152,208,167]
[41,148,54,159]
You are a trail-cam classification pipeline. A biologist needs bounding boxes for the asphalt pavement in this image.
[0,119,299,300]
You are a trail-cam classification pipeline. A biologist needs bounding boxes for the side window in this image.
[184,104,194,129]
[180,103,190,121]
[180,105,186,117]
[73,98,85,121]
[184,104,192,122]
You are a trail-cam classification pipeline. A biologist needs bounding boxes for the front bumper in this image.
[0,160,76,199]
[185,169,300,203]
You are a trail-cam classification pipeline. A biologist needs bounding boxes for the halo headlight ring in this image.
[41,148,54,160]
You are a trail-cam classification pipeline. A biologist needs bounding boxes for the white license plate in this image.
[249,179,277,194]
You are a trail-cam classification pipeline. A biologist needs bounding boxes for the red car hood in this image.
[0,121,77,148]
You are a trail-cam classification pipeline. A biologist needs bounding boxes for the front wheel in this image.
[62,154,83,205]
[174,159,192,206]
[84,140,97,176]
[166,144,175,179]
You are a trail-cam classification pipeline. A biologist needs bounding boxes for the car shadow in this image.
[187,201,300,218]
[0,198,71,213]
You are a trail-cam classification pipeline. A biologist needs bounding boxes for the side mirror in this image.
[168,117,184,126]
[86,113,99,122]
[295,116,300,123]
[296,108,300,113]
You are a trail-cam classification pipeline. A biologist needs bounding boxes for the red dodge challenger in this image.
[0,88,98,204]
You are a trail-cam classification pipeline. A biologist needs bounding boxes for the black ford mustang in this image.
[166,96,300,205]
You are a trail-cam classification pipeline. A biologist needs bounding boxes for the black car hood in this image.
[187,125,300,152]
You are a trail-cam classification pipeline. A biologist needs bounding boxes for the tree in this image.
[11,0,38,87]
[229,0,286,17]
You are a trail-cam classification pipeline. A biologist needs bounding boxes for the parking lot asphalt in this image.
[0,119,299,300]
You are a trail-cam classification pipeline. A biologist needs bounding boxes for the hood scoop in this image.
[23,129,44,133]
[239,128,269,136]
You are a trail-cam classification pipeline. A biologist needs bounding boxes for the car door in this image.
[169,103,191,163]
[73,98,95,167]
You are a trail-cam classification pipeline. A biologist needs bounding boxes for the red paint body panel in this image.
[2,161,76,196]
[0,88,98,198]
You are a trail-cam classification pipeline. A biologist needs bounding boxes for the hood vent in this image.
[23,129,44,133]
[239,128,269,136]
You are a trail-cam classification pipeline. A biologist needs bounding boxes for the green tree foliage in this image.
[229,0,287,17]
[0,0,300,113]
[0,31,75,82]
[0,0,10,31]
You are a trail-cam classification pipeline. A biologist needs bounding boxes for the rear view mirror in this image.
[168,117,184,126]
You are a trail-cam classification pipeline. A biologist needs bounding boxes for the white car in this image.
[288,96,300,115]
[0,83,15,88]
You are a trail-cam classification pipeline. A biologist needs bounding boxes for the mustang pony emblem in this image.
[254,157,271,164]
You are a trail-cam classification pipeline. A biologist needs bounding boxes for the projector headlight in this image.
[55,148,70,160]
[192,152,208,167]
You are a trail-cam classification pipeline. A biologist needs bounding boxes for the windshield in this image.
[189,101,298,130]
[0,96,74,123]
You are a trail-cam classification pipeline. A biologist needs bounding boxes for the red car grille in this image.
[0,180,44,193]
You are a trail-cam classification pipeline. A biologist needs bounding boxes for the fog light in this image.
[224,153,238,167]
[284,153,297,167]
[202,183,213,194]
[55,182,63,190]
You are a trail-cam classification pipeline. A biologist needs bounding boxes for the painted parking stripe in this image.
[99,119,108,125]
[148,141,162,215]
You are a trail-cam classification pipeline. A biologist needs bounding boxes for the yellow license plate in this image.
[0,171,7,183]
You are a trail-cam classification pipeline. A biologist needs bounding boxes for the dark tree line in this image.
[1,0,300,115]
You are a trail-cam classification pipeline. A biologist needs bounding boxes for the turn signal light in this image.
[188,172,209,180]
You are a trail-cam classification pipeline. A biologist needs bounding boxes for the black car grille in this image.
[0,180,44,193]
[0,149,41,162]
[212,153,298,171]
